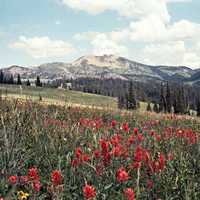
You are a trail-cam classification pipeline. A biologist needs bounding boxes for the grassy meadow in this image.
[0,95,200,199]
[0,84,117,109]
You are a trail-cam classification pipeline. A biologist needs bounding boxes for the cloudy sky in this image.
[0,0,200,68]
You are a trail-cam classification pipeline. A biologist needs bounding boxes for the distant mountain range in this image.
[2,55,200,86]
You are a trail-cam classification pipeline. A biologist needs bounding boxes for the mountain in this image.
[1,55,200,85]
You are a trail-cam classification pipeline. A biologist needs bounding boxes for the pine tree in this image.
[196,96,200,117]
[26,79,31,86]
[197,101,200,117]
[159,83,167,112]
[126,81,137,110]
[17,74,22,85]
[173,86,185,114]
[0,70,4,84]
[166,82,172,113]
[35,76,42,87]
[146,102,152,112]
[153,103,159,113]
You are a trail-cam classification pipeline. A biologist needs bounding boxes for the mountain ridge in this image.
[1,55,200,85]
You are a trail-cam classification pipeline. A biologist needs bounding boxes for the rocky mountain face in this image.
[1,55,200,85]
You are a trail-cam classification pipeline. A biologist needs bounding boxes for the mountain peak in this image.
[72,54,129,69]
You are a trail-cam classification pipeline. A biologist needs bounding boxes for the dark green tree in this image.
[159,83,167,112]
[26,79,31,86]
[126,81,137,110]
[196,96,200,117]
[17,74,22,85]
[35,76,42,87]
[153,103,159,113]
[166,82,172,113]
[146,102,152,112]
[0,70,4,83]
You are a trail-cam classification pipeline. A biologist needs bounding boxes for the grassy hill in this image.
[0,84,117,109]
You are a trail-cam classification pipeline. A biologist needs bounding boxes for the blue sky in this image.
[0,0,200,68]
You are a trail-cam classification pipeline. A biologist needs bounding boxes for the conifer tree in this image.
[0,70,4,84]
[166,82,172,113]
[17,74,22,85]
[36,76,42,87]
[26,79,31,86]
[153,103,159,113]
[196,96,200,117]
[159,83,167,112]
[126,81,137,110]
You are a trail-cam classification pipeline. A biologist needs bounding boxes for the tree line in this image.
[0,70,42,87]
[118,80,200,116]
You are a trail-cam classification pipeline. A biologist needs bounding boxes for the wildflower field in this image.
[0,99,200,200]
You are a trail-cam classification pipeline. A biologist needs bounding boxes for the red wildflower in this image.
[158,153,166,170]
[155,134,161,142]
[8,175,17,184]
[110,134,122,146]
[111,120,117,128]
[128,134,135,145]
[82,154,90,162]
[71,159,79,168]
[116,167,129,182]
[28,167,39,181]
[134,146,143,162]
[100,139,109,153]
[75,147,82,159]
[51,170,63,186]
[33,180,41,192]
[83,183,96,199]
[112,145,123,157]
[124,188,135,200]
[132,161,141,169]
[137,133,143,142]
[122,123,130,132]
[94,149,101,159]
[133,127,139,135]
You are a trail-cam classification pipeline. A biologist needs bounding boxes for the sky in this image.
[0,0,200,69]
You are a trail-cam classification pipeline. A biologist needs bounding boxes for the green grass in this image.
[0,84,117,109]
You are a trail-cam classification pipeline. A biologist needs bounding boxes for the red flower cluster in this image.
[51,170,63,186]
[8,167,41,193]
[80,118,103,130]
[124,188,135,200]
[116,167,129,182]
[83,183,96,199]
[8,176,17,184]
[72,147,91,168]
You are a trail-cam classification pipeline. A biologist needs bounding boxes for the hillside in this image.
[2,55,200,85]
[0,84,117,109]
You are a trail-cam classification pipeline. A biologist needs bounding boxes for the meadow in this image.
[0,97,200,200]
[0,84,117,109]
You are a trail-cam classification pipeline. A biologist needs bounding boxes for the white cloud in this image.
[10,36,75,59]
[110,15,200,43]
[62,0,170,22]
[91,33,128,56]
[55,20,61,25]
[137,41,200,68]
[141,41,186,66]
